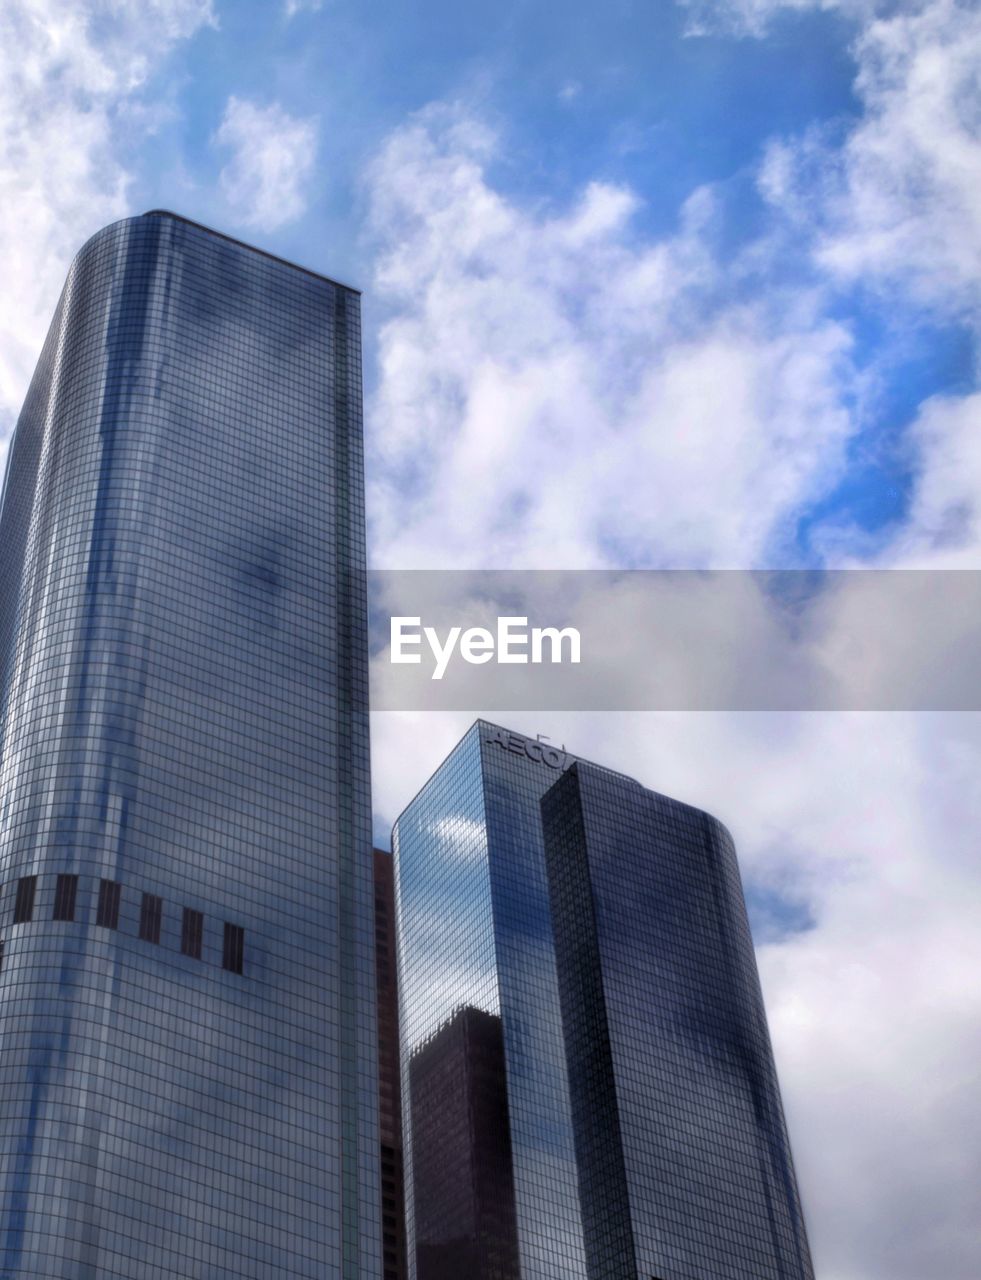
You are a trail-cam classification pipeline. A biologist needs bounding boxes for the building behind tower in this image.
[393,720,814,1280]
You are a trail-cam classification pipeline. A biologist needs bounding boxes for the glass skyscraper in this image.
[0,212,379,1278]
[393,720,814,1280]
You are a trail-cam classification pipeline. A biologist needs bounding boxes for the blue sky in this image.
[64,0,975,570]
[167,0,860,245]
[0,2,980,1278]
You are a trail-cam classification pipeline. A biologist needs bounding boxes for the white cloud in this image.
[214,96,318,232]
[734,714,981,1280]
[365,10,981,1271]
[284,0,324,15]
[648,710,981,1280]
[0,0,216,468]
[366,104,856,570]
[744,0,981,567]
[872,391,981,567]
[679,0,880,40]
[759,0,981,324]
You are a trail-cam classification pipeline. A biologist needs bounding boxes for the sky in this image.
[0,0,979,1277]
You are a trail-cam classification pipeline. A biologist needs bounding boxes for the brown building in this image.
[374,849,408,1280]
[408,1005,520,1280]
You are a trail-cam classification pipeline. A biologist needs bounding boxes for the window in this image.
[222,922,244,975]
[53,874,78,922]
[96,879,121,929]
[13,876,36,924]
[139,893,162,944]
[181,908,204,960]
[0,941,4,972]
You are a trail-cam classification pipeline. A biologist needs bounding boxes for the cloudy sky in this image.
[1,0,979,1276]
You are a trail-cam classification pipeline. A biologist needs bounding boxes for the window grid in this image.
[0,210,378,1278]
[395,721,814,1280]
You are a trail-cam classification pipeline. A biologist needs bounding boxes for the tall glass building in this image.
[0,212,379,1278]
[393,720,814,1280]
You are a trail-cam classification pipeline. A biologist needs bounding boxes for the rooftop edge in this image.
[141,209,361,295]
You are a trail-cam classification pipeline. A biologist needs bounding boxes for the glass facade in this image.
[0,212,379,1278]
[394,720,813,1280]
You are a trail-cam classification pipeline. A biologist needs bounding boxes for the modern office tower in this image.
[393,721,814,1280]
[375,849,408,1280]
[0,212,379,1279]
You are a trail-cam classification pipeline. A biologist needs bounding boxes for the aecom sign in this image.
[484,727,569,770]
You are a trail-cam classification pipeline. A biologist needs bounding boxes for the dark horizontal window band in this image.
[4,875,247,977]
